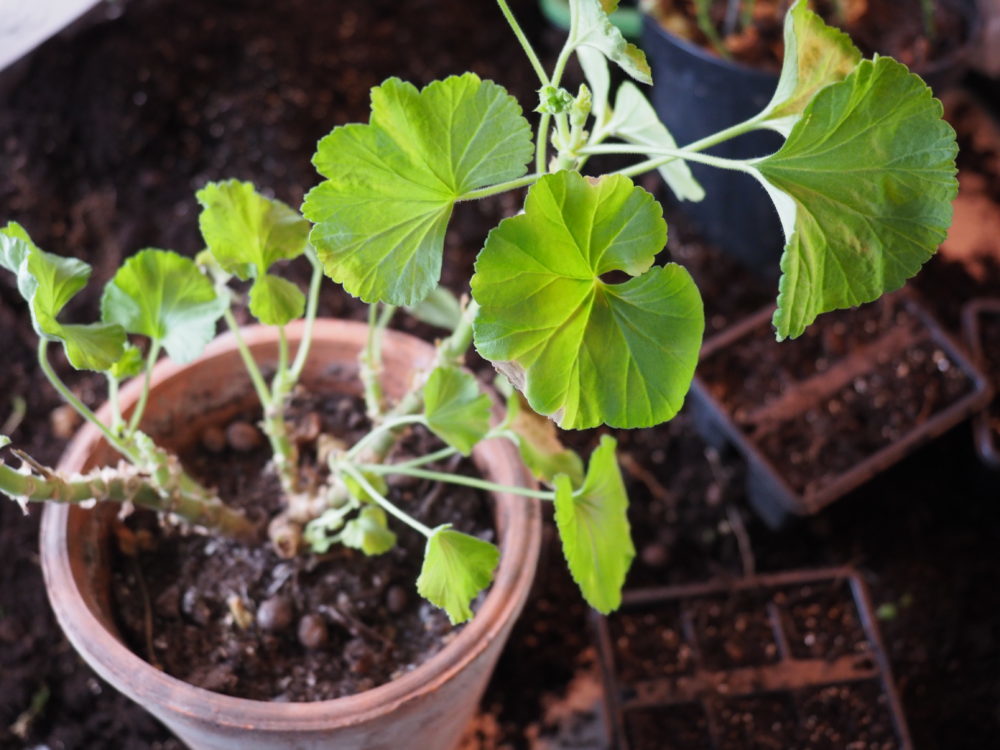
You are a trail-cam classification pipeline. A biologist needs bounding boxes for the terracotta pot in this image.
[40,319,543,750]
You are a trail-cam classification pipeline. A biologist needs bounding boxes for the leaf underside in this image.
[755,57,958,339]
[417,525,500,624]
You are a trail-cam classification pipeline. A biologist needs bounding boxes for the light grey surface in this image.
[0,0,102,71]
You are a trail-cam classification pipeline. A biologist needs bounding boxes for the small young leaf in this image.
[758,0,862,135]
[417,525,500,625]
[577,47,611,126]
[302,74,534,305]
[0,223,126,371]
[570,0,651,84]
[553,435,633,613]
[108,344,145,380]
[341,506,398,556]
[101,249,227,364]
[752,57,958,339]
[404,286,464,331]
[505,392,584,486]
[196,179,310,326]
[605,82,704,202]
[472,171,704,429]
[303,506,351,554]
[424,367,491,456]
[343,470,389,505]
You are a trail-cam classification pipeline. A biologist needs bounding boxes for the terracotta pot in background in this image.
[40,319,543,750]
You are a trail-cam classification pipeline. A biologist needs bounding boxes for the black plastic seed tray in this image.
[962,298,1000,469]
[688,292,991,527]
[593,568,912,750]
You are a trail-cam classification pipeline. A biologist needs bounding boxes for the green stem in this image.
[106,375,123,435]
[223,308,272,409]
[458,173,542,202]
[341,463,434,538]
[345,414,426,462]
[603,147,757,179]
[288,249,323,384]
[37,341,137,463]
[389,446,459,472]
[126,339,162,435]
[536,112,552,174]
[495,0,550,87]
[360,463,554,501]
[0,459,258,542]
[361,304,387,418]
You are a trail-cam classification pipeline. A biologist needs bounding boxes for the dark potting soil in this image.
[109,396,492,702]
[974,311,1000,442]
[651,0,971,73]
[697,297,975,495]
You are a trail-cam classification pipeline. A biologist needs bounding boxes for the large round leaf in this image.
[472,171,703,430]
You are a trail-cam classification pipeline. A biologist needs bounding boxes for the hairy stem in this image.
[495,0,550,87]
[288,249,323,384]
[127,339,162,435]
[457,173,542,202]
[361,304,387,418]
[0,458,259,542]
[360,463,554,501]
[341,463,434,537]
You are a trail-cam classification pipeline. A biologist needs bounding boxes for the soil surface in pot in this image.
[4,0,1000,748]
[972,309,1000,443]
[109,395,492,701]
[697,296,976,495]
[650,0,970,72]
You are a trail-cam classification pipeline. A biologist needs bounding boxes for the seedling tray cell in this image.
[962,298,1000,468]
[593,568,912,750]
[689,293,991,527]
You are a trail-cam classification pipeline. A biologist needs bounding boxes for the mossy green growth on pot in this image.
[1,0,957,624]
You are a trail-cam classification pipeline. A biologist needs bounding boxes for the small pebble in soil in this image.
[182,588,212,626]
[50,403,81,439]
[344,637,374,675]
[297,614,329,650]
[201,425,227,453]
[386,584,409,614]
[257,595,295,632]
[226,420,263,452]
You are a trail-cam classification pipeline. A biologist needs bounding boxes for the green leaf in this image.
[101,249,227,364]
[248,274,305,327]
[404,286,463,331]
[343,470,389,505]
[605,82,704,202]
[472,171,704,429]
[577,47,611,126]
[504,392,584,486]
[569,0,651,84]
[303,506,352,554]
[553,435,633,613]
[0,223,126,371]
[417,525,500,625]
[0,435,10,449]
[196,179,310,326]
[341,506,398,556]
[302,74,534,305]
[423,367,491,455]
[752,57,958,340]
[758,0,862,135]
[108,344,145,380]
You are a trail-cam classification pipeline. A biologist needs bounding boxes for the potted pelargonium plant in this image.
[0,0,957,746]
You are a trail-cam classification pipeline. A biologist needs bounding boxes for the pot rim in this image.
[41,318,542,732]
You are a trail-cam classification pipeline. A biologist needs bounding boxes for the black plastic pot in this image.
[640,0,979,275]
[688,293,991,528]
[962,298,1000,469]
[593,568,912,750]
[641,13,784,275]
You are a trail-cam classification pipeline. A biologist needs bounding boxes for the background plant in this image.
[0,0,957,623]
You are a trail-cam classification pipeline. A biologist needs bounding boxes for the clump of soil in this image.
[111,394,493,701]
[651,0,972,72]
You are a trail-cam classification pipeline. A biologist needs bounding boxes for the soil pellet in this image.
[257,595,294,632]
[386,585,409,614]
[297,614,329,650]
[226,421,263,452]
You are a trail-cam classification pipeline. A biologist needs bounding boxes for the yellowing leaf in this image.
[417,525,499,625]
